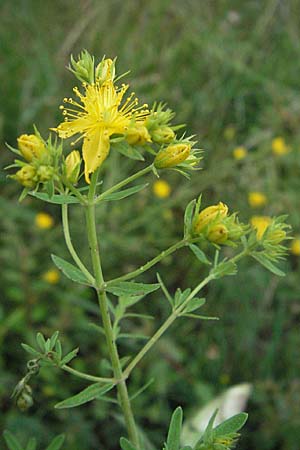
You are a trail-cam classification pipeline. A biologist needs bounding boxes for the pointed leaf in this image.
[183,297,206,313]
[252,253,285,276]
[189,245,211,265]
[36,332,46,352]
[106,281,160,297]
[102,183,148,201]
[45,434,66,450]
[3,431,23,450]
[166,407,183,450]
[120,437,138,450]
[51,254,91,285]
[55,383,114,409]
[184,199,196,237]
[59,347,79,366]
[29,192,79,204]
[21,344,42,358]
[214,413,248,437]
[113,141,145,161]
[25,438,37,450]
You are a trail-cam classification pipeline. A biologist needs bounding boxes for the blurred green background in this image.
[1,1,300,449]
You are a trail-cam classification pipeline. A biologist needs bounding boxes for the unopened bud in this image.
[95,58,115,84]
[16,384,33,412]
[13,165,37,188]
[126,125,151,146]
[207,223,229,244]
[37,165,53,182]
[193,203,228,234]
[17,134,46,162]
[268,229,286,244]
[65,150,81,183]
[154,143,191,169]
[151,126,175,144]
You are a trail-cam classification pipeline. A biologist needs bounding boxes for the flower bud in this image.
[95,58,115,84]
[126,125,151,146]
[151,126,175,144]
[207,223,229,244]
[16,384,33,412]
[193,202,228,234]
[267,229,286,245]
[13,165,37,188]
[37,165,53,182]
[65,150,81,183]
[154,143,191,169]
[17,134,46,161]
[250,216,271,240]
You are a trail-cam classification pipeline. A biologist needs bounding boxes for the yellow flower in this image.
[154,143,191,169]
[42,269,60,284]
[17,134,46,161]
[35,212,54,229]
[233,146,247,160]
[271,137,290,156]
[290,237,300,256]
[248,191,267,208]
[250,216,271,240]
[193,202,228,234]
[54,80,148,183]
[153,180,171,198]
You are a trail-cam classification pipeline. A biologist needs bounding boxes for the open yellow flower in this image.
[53,80,148,183]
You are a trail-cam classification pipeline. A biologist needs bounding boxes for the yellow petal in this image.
[53,118,89,139]
[83,128,110,183]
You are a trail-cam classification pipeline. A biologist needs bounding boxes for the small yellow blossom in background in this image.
[251,216,272,240]
[223,125,236,141]
[271,137,290,156]
[153,180,171,199]
[35,212,54,229]
[290,237,300,256]
[233,146,247,160]
[42,269,60,284]
[248,191,267,208]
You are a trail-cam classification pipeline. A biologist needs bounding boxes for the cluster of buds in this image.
[192,201,247,246]
[11,133,55,189]
[69,51,116,86]
[251,215,290,260]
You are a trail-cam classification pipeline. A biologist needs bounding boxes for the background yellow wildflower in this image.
[233,146,247,160]
[152,180,171,198]
[42,269,60,284]
[271,137,290,156]
[290,238,300,256]
[248,192,267,208]
[35,212,54,229]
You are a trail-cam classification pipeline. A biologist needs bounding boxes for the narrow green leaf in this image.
[3,430,23,450]
[120,437,138,450]
[29,192,79,204]
[55,383,114,409]
[102,183,148,201]
[60,347,79,366]
[196,409,218,446]
[252,253,285,276]
[189,244,211,265]
[182,313,219,320]
[21,343,41,357]
[51,254,90,285]
[130,378,154,401]
[55,340,62,360]
[36,332,46,352]
[214,413,248,437]
[113,141,145,161]
[166,406,183,450]
[184,199,196,237]
[49,331,59,350]
[183,297,206,313]
[156,273,173,307]
[106,281,160,297]
[25,438,37,450]
[45,434,66,450]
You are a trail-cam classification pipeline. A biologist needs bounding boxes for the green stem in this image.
[124,274,214,378]
[85,172,140,448]
[108,239,188,284]
[61,204,95,284]
[61,364,114,383]
[63,178,87,204]
[95,164,153,204]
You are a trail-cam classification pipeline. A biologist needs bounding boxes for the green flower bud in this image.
[37,165,53,182]
[65,150,81,184]
[154,143,191,169]
[16,384,33,412]
[207,223,229,244]
[13,165,37,188]
[151,126,175,144]
[193,203,228,234]
[95,58,115,84]
[17,134,46,162]
[126,125,151,146]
